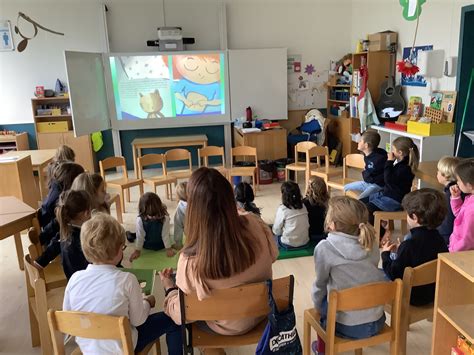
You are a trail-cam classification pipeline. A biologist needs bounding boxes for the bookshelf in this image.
[431,251,474,354]
[31,96,95,172]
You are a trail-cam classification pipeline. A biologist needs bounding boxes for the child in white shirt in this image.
[173,182,187,248]
[63,212,182,354]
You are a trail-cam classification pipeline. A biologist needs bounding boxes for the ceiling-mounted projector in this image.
[147,26,195,51]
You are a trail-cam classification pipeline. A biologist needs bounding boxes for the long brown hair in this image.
[47,145,75,184]
[56,190,91,241]
[392,137,419,173]
[305,177,329,207]
[183,167,258,280]
[71,172,110,213]
[52,162,84,191]
[138,192,168,222]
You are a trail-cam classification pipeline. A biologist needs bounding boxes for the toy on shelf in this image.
[335,54,353,85]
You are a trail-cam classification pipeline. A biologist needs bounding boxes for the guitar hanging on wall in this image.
[376,44,406,122]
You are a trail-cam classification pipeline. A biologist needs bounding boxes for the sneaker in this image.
[126,231,136,243]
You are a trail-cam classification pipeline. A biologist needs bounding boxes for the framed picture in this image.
[0,20,14,51]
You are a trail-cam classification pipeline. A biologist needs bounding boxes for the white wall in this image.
[351,0,471,103]
[0,0,107,124]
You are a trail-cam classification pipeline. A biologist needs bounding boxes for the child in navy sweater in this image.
[382,188,448,306]
[344,130,387,199]
[303,177,329,245]
[365,137,419,224]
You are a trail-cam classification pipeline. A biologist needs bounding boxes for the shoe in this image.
[312,340,325,355]
[126,231,136,243]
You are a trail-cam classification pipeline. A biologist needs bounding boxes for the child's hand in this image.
[129,250,141,262]
[144,295,156,308]
[382,240,397,253]
[172,243,182,251]
[159,268,176,290]
[450,184,461,198]
[387,152,395,161]
[166,248,176,257]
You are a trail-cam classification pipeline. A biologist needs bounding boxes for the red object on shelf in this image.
[384,122,407,132]
[263,122,280,129]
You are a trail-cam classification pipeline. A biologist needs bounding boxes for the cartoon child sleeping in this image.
[172,54,222,115]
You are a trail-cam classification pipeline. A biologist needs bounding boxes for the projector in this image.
[157,27,182,40]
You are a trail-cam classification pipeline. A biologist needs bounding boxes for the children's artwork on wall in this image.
[288,69,328,110]
[0,20,14,51]
[401,45,433,87]
[304,64,315,75]
[287,55,302,73]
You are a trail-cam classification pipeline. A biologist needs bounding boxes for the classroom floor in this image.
[0,169,432,354]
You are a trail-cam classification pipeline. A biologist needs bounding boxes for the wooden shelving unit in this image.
[431,251,474,354]
[0,133,29,153]
[32,96,95,172]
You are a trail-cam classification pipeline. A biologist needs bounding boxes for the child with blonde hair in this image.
[129,192,174,261]
[46,144,75,185]
[449,158,474,252]
[312,196,386,353]
[303,177,329,245]
[173,182,187,248]
[436,156,461,244]
[366,136,419,224]
[71,172,110,214]
[63,212,182,354]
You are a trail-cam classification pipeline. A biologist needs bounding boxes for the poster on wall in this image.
[288,68,328,110]
[401,45,433,87]
[0,20,14,51]
[109,53,226,120]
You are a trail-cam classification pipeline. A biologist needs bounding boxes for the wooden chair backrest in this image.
[165,148,191,162]
[294,141,319,165]
[99,156,128,179]
[198,146,225,168]
[27,227,42,258]
[24,253,42,291]
[137,154,166,179]
[47,310,135,355]
[180,275,293,322]
[343,154,365,179]
[402,259,437,307]
[231,146,257,166]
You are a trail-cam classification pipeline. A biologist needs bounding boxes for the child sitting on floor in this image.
[235,182,261,216]
[449,158,474,252]
[344,130,387,199]
[272,181,309,249]
[436,156,461,245]
[63,212,182,354]
[382,188,448,306]
[312,196,386,354]
[173,182,187,248]
[303,177,329,245]
[365,137,419,224]
[129,192,175,262]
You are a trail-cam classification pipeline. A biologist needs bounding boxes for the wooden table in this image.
[131,135,208,178]
[233,127,287,160]
[0,196,37,270]
[2,149,56,199]
[416,161,443,189]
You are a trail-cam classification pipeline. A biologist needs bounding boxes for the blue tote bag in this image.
[255,279,302,355]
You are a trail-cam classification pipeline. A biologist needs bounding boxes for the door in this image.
[63,132,94,172]
[36,132,64,149]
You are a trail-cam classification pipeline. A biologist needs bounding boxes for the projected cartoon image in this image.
[171,54,222,115]
[109,53,225,120]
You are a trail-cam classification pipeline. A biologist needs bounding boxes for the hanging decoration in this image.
[14,12,64,52]
[397,0,427,76]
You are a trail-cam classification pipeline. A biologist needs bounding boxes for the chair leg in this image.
[354,349,363,355]
[303,317,311,355]
[139,183,144,197]
[390,339,400,355]
[202,349,225,355]
[125,188,130,203]
[28,305,40,347]
[119,189,126,213]
[115,196,123,224]
[285,168,288,181]
[14,232,25,270]
[399,318,409,355]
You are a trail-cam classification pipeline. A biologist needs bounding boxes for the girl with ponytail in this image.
[234,182,261,216]
[365,136,420,224]
[311,196,386,353]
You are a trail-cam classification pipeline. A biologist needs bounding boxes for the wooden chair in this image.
[385,260,437,355]
[309,145,343,183]
[165,148,193,182]
[303,280,403,355]
[108,193,123,224]
[285,141,319,189]
[229,146,258,194]
[27,227,67,290]
[373,210,408,241]
[179,275,294,355]
[138,153,178,200]
[24,254,65,355]
[198,146,228,179]
[99,156,144,213]
[326,154,365,196]
[47,310,161,355]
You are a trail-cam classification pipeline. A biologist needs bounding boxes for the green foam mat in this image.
[277,241,317,260]
[121,268,155,295]
[131,248,179,271]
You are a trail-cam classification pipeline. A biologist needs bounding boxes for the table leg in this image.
[14,233,25,270]
[132,144,138,179]
[37,166,46,200]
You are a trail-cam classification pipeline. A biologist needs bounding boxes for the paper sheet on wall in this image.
[288,69,328,110]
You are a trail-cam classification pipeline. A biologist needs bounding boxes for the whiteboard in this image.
[65,51,111,137]
[228,48,287,121]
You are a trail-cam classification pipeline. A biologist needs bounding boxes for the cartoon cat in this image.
[139,90,165,119]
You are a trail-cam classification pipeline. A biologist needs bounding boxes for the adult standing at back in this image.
[160,167,278,335]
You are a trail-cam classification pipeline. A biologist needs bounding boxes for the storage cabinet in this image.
[233,127,287,161]
[32,97,95,172]
[0,132,29,153]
